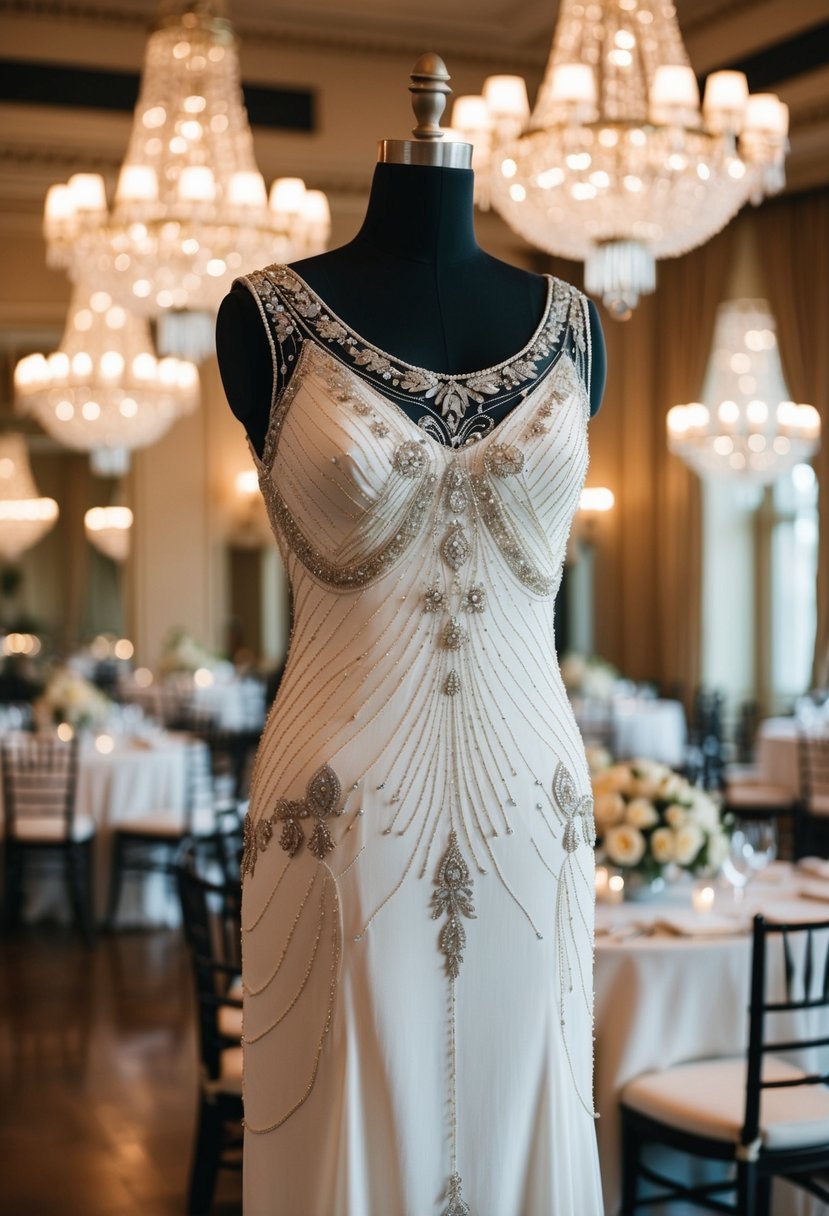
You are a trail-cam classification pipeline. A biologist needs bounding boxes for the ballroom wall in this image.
[0,3,826,686]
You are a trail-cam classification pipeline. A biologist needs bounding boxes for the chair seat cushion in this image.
[116,808,216,838]
[725,781,794,809]
[808,793,829,818]
[218,1003,243,1040]
[622,1056,829,1151]
[12,814,95,843]
[203,1045,242,1097]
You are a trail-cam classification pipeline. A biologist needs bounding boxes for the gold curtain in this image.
[753,190,829,688]
[586,225,736,703]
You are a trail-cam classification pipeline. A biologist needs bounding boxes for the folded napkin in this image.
[798,857,829,881]
[760,897,829,925]
[651,911,747,938]
[797,882,829,905]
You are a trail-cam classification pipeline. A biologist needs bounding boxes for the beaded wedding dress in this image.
[239,264,603,1216]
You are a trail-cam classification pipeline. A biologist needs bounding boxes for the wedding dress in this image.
[239,265,604,1216]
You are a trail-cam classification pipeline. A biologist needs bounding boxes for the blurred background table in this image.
[1,731,205,926]
[594,864,829,1216]
[573,695,688,768]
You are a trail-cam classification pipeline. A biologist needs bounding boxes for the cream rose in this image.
[594,791,626,828]
[657,773,688,801]
[605,824,647,867]
[665,803,688,830]
[593,764,634,797]
[625,797,659,829]
[689,790,720,832]
[706,830,730,870]
[674,823,705,866]
[650,827,676,864]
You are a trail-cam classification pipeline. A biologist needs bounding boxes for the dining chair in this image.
[105,737,219,930]
[795,731,829,858]
[175,841,242,1216]
[1,733,96,944]
[723,766,797,861]
[620,913,829,1215]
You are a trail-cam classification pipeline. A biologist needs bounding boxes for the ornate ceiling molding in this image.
[0,0,547,72]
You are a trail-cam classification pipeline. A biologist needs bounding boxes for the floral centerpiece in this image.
[591,757,730,892]
[33,666,110,732]
[560,651,619,700]
[159,627,217,676]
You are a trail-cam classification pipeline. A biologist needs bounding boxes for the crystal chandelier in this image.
[451,0,788,318]
[14,283,199,476]
[85,506,134,562]
[667,299,820,484]
[42,1,330,358]
[0,435,59,562]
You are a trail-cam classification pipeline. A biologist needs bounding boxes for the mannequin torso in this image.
[216,163,606,456]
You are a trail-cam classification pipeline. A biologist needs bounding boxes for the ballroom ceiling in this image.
[0,0,826,215]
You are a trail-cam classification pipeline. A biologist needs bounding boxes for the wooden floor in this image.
[0,926,242,1216]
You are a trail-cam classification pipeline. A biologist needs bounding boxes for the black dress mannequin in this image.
[216,162,606,456]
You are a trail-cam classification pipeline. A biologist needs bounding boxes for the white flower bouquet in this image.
[159,627,217,676]
[560,651,619,700]
[591,757,730,885]
[33,666,111,732]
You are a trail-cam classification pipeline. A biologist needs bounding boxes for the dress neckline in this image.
[273,264,558,384]
[248,337,582,479]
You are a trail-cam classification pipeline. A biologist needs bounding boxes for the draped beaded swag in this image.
[238,263,604,1216]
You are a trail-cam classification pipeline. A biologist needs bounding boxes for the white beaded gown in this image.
[238,264,604,1216]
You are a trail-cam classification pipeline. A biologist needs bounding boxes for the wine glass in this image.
[721,829,756,902]
[741,819,778,878]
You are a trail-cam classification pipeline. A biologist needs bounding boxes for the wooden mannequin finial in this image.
[409,53,451,141]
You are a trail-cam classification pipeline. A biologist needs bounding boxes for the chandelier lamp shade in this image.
[42,0,331,358]
[14,283,199,477]
[0,435,59,562]
[450,0,789,319]
[84,506,134,563]
[666,299,820,485]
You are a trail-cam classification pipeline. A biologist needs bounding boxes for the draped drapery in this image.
[754,189,829,689]
[576,226,736,704]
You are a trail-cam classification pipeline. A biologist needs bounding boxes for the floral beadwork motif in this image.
[393,439,429,478]
[552,761,595,852]
[242,763,344,876]
[424,585,446,613]
[442,618,469,650]
[431,830,476,979]
[441,522,471,571]
[484,442,525,478]
[463,583,486,613]
[444,467,471,514]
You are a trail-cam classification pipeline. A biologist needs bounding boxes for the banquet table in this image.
[3,731,206,926]
[594,865,829,1215]
[120,671,266,732]
[573,696,688,768]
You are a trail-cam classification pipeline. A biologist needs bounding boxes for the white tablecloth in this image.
[120,673,266,731]
[574,696,688,768]
[7,733,200,925]
[756,716,801,798]
[594,868,829,1215]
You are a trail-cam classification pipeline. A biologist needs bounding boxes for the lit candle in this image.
[692,884,715,915]
[595,865,609,899]
[608,874,625,904]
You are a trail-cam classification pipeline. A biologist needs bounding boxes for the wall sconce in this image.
[232,468,267,546]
